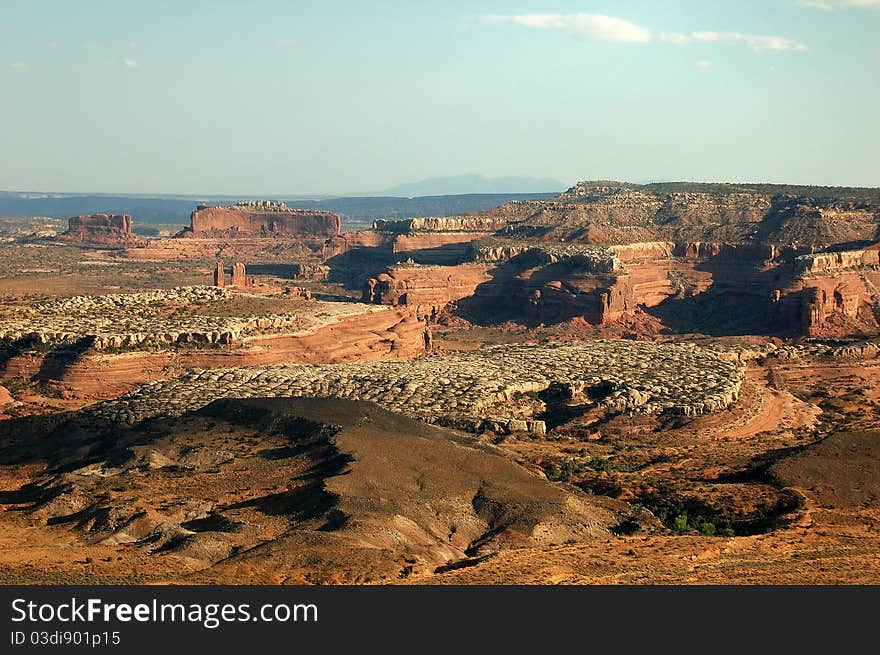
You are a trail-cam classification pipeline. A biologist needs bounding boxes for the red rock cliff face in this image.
[61,214,142,246]
[184,202,341,239]
[322,231,392,259]
[456,239,879,336]
[363,264,492,316]
[771,271,880,337]
[765,244,880,337]
[464,258,688,326]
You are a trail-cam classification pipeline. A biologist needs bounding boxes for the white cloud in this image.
[692,31,807,52]
[478,13,652,43]
[123,58,140,69]
[481,15,807,53]
[10,62,27,69]
[663,31,807,52]
[695,60,712,69]
[661,32,691,44]
[797,0,880,9]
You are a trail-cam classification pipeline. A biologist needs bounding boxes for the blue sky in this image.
[1,0,878,194]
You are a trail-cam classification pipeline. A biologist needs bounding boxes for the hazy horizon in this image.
[0,173,570,198]
[3,173,880,201]
[2,1,878,194]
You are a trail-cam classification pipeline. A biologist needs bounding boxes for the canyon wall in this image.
[363,263,492,316]
[391,232,485,257]
[322,231,392,259]
[794,247,880,275]
[461,257,686,326]
[771,245,880,337]
[457,238,880,336]
[326,181,880,338]
[324,228,492,266]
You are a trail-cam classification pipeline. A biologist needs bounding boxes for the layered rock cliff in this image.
[771,244,880,337]
[373,215,511,233]
[328,181,880,338]
[501,182,880,248]
[182,201,341,239]
[59,213,144,247]
[363,263,492,317]
[458,237,880,337]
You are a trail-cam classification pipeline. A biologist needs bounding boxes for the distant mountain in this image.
[286,193,558,228]
[375,174,567,197]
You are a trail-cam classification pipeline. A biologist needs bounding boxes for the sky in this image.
[1,0,878,194]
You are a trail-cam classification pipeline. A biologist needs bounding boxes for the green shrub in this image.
[698,521,716,536]
[587,456,613,472]
[672,512,689,533]
[545,466,564,482]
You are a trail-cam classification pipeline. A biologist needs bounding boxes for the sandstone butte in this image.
[179,200,341,239]
[58,213,145,247]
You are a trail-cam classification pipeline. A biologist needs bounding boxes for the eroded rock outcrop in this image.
[182,201,341,239]
[0,288,431,396]
[373,215,511,233]
[771,273,880,338]
[59,213,144,247]
[284,286,313,300]
[292,263,330,281]
[794,247,880,275]
[88,340,746,429]
[363,263,492,316]
[325,215,514,265]
[462,229,880,337]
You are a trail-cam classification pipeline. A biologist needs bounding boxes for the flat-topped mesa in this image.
[501,181,880,248]
[181,201,341,239]
[59,213,144,246]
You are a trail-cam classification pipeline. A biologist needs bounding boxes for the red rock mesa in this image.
[181,200,341,239]
[60,213,144,246]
